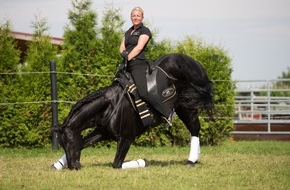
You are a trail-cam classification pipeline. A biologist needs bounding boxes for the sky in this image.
[1,0,290,82]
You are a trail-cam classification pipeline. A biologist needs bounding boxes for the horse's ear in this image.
[51,125,63,133]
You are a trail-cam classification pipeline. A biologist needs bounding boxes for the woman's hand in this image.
[120,51,129,60]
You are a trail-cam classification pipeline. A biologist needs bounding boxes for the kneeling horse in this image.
[51,53,214,170]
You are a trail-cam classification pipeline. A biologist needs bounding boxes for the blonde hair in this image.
[131,7,144,17]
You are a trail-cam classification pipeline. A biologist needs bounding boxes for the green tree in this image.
[147,38,173,61]
[272,67,290,96]
[0,15,58,147]
[278,67,290,80]
[98,4,124,80]
[0,20,22,147]
[58,0,102,104]
[57,0,102,122]
[57,1,126,122]
[0,20,20,81]
[145,25,174,61]
[21,14,58,147]
[259,67,290,97]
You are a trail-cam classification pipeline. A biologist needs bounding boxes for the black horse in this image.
[51,53,214,170]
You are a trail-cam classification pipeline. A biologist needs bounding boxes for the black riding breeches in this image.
[128,59,171,118]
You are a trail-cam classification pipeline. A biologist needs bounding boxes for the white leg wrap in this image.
[188,136,200,163]
[122,159,146,169]
[52,154,67,170]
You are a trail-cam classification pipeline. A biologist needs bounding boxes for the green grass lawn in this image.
[0,141,289,190]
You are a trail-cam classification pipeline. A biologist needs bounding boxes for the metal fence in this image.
[233,79,290,135]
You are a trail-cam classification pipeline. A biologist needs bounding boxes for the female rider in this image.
[119,7,173,126]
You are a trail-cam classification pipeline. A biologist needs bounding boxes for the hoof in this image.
[185,160,198,167]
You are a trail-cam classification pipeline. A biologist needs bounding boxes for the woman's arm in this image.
[119,37,126,53]
[127,34,150,61]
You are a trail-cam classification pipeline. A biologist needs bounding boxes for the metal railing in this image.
[233,79,290,135]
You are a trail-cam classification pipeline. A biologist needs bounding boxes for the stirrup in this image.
[168,110,174,121]
[162,116,172,128]
[162,109,175,128]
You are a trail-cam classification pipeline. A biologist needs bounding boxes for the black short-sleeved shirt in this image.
[124,23,152,60]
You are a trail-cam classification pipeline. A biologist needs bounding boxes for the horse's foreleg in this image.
[52,130,104,170]
[112,137,134,169]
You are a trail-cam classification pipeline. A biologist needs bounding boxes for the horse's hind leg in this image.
[112,137,134,169]
[187,118,200,164]
[175,109,201,164]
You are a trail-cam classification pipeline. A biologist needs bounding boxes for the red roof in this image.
[11,31,63,45]
[11,31,63,62]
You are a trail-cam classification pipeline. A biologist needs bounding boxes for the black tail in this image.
[178,78,214,119]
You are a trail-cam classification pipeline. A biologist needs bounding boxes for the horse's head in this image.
[51,125,82,170]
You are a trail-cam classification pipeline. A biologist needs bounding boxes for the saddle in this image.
[115,60,176,127]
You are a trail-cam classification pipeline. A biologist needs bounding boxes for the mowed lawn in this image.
[0,141,289,190]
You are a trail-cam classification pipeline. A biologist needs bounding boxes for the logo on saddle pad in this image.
[162,87,176,98]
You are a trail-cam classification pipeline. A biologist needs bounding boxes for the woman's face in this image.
[131,10,143,26]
